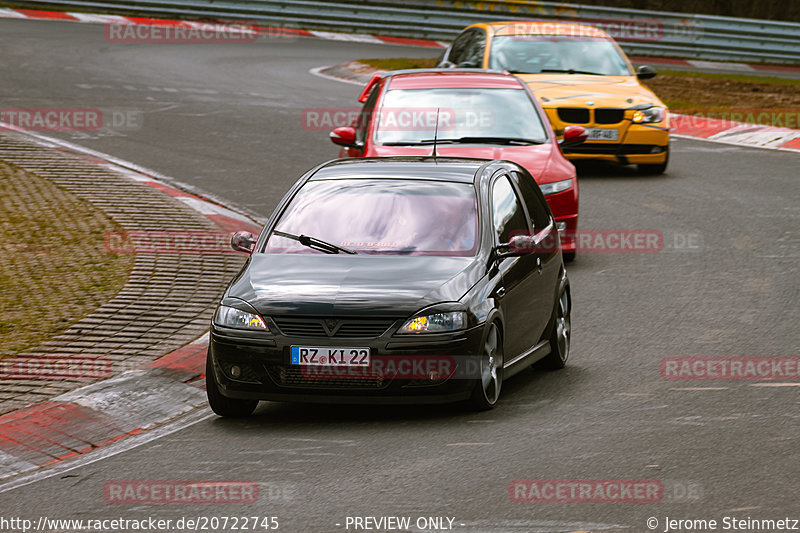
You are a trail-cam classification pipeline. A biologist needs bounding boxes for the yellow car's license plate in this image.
[586,128,619,141]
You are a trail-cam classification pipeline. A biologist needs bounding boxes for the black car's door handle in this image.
[536,257,542,274]
[496,287,506,299]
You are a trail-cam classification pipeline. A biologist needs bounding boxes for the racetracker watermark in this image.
[513,229,663,253]
[506,18,701,42]
[104,230,239,254]
[0,356,112,380]
[104,481,259,504]
[1,107,143,131]
[672,109,800,129]
[661,357,800,381]
[301,107,488,131]
[296,355,489,380]
[509,479,663,503]
[105,21,259,43]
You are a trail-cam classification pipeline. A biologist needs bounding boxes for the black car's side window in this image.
[491,174,529,244]
[449,29,485,67]
[356,83,380,145]
[511,171,552,231]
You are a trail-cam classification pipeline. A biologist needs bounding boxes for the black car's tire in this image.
[468,322,504,410]
[537,286,571,370]
[637,145,669,175]
[562,251,576,263]
[206,351,258,418]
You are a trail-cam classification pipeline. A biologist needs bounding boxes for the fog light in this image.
[651,146,662,154]
[556,221,567,232]
[230,365,242,378]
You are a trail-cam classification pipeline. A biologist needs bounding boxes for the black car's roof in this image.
[309,157,506,184]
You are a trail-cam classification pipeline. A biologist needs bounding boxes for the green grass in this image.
[357,57,439,71]
[657,69,800,86]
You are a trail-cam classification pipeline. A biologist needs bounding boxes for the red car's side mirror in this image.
[560,125,588,147]
[330,126,358,148]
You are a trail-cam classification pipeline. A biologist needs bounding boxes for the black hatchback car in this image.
[207,157,571,416]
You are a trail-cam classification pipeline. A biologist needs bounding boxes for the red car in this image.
[330,69,585,260]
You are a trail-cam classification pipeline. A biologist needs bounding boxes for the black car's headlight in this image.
[398,311,466,334]
[214,305,268,330]
[632,106,666,123]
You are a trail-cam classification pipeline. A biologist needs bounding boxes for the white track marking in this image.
[68,12,131,24]
[671,133,800,153]
[309,30,384,44]
[0,407,213,495]
[688,60,755,71]
[308,65,365,86]
[176,195,255,223]
[0,8,28,18]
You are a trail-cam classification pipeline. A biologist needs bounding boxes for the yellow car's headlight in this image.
[632,106,666,124]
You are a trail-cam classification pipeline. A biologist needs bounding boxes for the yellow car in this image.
[439,21,670,174]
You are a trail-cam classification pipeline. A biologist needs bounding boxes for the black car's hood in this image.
[229,254,484,317]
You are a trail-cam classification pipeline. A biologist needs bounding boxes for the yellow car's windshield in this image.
[489,35,632,76]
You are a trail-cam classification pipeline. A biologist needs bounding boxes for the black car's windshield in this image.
[265,179,478,256]
[489,35,632,76]
[374,88,547,145]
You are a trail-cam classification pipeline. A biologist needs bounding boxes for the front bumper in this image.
[547,108,669,164]
[209,322,486,404]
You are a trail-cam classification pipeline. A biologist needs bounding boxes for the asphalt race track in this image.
[1,18,798,533]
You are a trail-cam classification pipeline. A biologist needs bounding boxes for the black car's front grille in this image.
[594,108,625,124]
[272,317,395,338]
[267,365,389,390]
[557,107,590,124]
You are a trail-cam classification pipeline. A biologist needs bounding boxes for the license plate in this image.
[586,128,619,141]
[290,346,370,366]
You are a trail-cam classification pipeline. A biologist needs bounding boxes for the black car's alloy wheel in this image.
[469,322,503,410]
[538,287,571,370]
[206,351,259,418]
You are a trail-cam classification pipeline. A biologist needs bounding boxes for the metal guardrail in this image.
[2,0,799,64]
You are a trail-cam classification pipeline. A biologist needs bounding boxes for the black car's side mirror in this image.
[636,65,657,80]
[495,235,537,259]
[231,230,256,254]
[493,224,558,262]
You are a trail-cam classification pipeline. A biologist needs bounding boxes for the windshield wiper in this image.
[381,141,435,146]
[273,230,357,255]
[420,136,545,145]
[538,68,604,76]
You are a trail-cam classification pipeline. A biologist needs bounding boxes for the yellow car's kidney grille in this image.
[594,108,625,124]
[557,107,590,124]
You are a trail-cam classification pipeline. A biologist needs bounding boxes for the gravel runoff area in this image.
[0,161,133,356]
[0,129,247,415]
